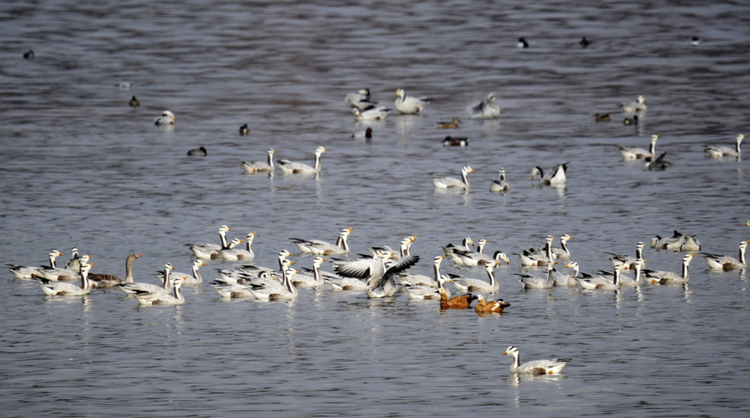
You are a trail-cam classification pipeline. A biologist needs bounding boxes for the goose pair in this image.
[394,88,432,114]
[219,232,256,261]
[703,241,748,271]
[153,260,206,287]
[531,163,567,187]
[246,267,300,301]
[291,227,352,256]
[35,254,92,281]
[619,134,659,161]
[470,93,500,119]
[704,134,744,158]
[433,166,474,189]
[650,231,701,252]
[447,237,510,266]
[502,346,568,375]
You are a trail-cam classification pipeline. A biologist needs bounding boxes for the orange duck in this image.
[474,295,511,314]
[438,287,476,310]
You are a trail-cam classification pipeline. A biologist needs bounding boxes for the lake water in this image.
[2,1,750,417]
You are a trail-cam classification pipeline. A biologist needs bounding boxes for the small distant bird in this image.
[517,38,529,48]
[594,113,610,122]
[623,115,638,126]
[129,96,139,107]
[437,118,460,129]
[239,124,249,136]
[580,37,590,48]
[23,49,35,59]
[691,36,702,46]
[442,136,469,147]
[352,127,373,139]
[187,146,207,156]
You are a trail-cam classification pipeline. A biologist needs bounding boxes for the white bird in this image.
[219,232,256,261]
[433,165,474,189]
[552,261,580,287]
[120,263,173,297]
[154,110,176,126]
[35,254,92,281]
[345,88,377,111]
[88,253,143,288]
[449,262,500,293]
[577,263,622,290]
[531,163,567,187]
[704,134,745,158]
[290,256,327,289]
[241,149,275,173]
[452,248,511,267]
[247,267,299,301]
[38,263,93,296]
[551,234,574,260]
[618,259,644,287]
[403,274,452,300]
[132,276,187,306]
[502,346,569,375]
[188,225,233,260]
[471,93,500,119]
[224,250,294,280]
[8,250,64,280]
[399,255,445,288]
[291,227,352,256]
[366,255,420,298]
[607,242,645,271]
[489,168,510,193]
[620,134,659,161]
[703,241,748,271]
[394,88,432,115]
[621,96,647,113]
[517,263,556,289]
[352,106,391,122]
[519,236,555,267]
[645,254,695,285]
[278,146,328,175]
[155,259,206,287]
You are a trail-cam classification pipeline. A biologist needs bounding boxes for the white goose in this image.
[188,225,232,259]
[132,276,187,306]
[291,227,352,256]
[645,254,695,285]
[519,236,555,267]
[577,263,622,290]
[621,95,647,113]
[620,134,659,161]
[705,134,744,158]
[35,254,92,281]
[278,146,328,175]
[552,261,580,287]
[403,274,452,300]
[8,250,64,280]
[248,267,299,301]
[703,241,748,271]
[449,262,499,293]
[352,106,391,121]
[394,88,432,114]
[154,110,176,126]
[531,163,567,187]
[220,232,256,261]
[120,263,173,296]
[290,256,327,289]
[399,255,444,287]
[433,165,474,189]
[489,168,510,193]
[155,259,206,287]
[89,253,143,288]
[38,263,93,296]
[502,346,569,375]
[471,92,500,119]
[517,263,555,289]
[241,149,275,173]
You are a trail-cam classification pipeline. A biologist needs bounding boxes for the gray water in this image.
[2,1,750,417]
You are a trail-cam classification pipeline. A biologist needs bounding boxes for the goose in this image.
[618,259,644,287]
[645,254,695,285]
[519,236,555,266]
[239,123,249,136]
[198,238,243,261]
[220,232,256,261]
[448,237,489,265]
[449,262,500,293]
[352,106,391,121]
[290,257,327,289]
[442,136,470,147]
[680,235,701,252]
[38,263,93,296]
[619,134,659,161]
[645,152,671,171]
[366,255,421,298]
[621,96,647,113]
[474,295,511,314]
[438,286,477,309]
[403,273,453,300]
[531,163,567,187]
[517,263,556,289]
[399,255,444,287]
[132,276,187,306]
[154,259,206,287]
[577,263,622,290]
[594,113,610,122]
[517,38,529,48]
[607,242,645,270]
[88,253,143,288]
[705,134,744,158]
[437,118,461,129]
[187,146,207,156]
[120,263,173,296]
[8,250,64,280]
[64,247,81,272]
[154,110,176,126]
[334,250,394,289]
[223,250,294,280]
[489,168,510,193]
[443,237,475,259]
[433,165,474,189]
[35,254,92,281]
[453,249,511,267]
[394,88,432,115]
[650,231,686,250]
[703,241,748,271]
[471,93,501,119]
[345,88,377,111]
[551,234,574,260]
[291,227,352,256]
[248,267,299,301]
[129,96,139,107]
[188,225,232,259]
[552,261,580,286]
[502,346,569,375]
[278,146,328,175]
[241,149,275,173]
[211,278,255,299]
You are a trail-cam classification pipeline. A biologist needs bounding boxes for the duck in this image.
[187,146,207,156]
[517,263,556,289]
[155,259,206,287]
[278,146,328,175]
[119,263,174,296]
[248,267,299,301]
[517,38,529,48]
[502,346,569,375]
[38,263,93,296]
[219,232,256,261]
[519,236,555,267]
[290,256,327,289]
[438,286,477,310]
[188,225,232,259]
[154,110,176,126]
[345,88,377,111]
[8,250,64,280]
[352,106,391,121]
[593,113,610,122]
[645,152,671,171]
[531,163,567,187]
[449,262,500,294]
[291,227,352,256]
[691,36,702,46]
[607,242,646,271]
[703,241,748,271]
[552,261,580,286]
[645,254,695,285]
[474,295,511,314]
[403,273,452,300]
[623,115,639,126]
[621,96,647,113]
[432,165,474,189]
[23,49,35,59]
[470,93,501,119]
[580,37,590,47]
[132,276,187,306]
[239,123,249,136]
[35,254,92,281]
[352,127,373,139]
[129,96,140,107]
[704,134,744,158]
[366,255,421,298]
[437,118,461,129]
[88,253,143,289]
[241,149,275,173]
[619,134,659,161]
[442,136,470,147]
[577,263,622,290]
[394,88,432,115]
[489,168,510,193]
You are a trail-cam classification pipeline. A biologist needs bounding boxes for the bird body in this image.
[502,346,568,375]
[394,88,431,114]
[621,96,647,112]
[450,263,499,293]
[89,253,142,288]
[471,93,500,119]
[645,254,695,285]
[620,134,659,161]
[489,168,510,192]
[154,110,176,126]
[704,134,744,158]
[241,149,275,173]
[278,146,327,175]
[292,228,352,256]
[433,165,474,189]
[531,163,567,187]
[38,263,93,296]
[703,241,748,271]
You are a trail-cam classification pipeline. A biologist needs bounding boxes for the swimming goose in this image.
[433,165,474,189]
[188,225,232,259]
[517,38,529,48]
[621,96,647,113]
[366,255,420,298]
[645,152,671,171]
[35,255,92,281]
[132,276,187,306]
[471,93,501,119]
[519,236,555,266]
[680,235,702,252]
[704,134,744,158]
[334,250,393,289]
[248,267,299,301]
[120,263,173,296]
[278,146,328,175]
[224,250,294,281]
[620,134,659,161]
[437,118,461,129]
[531,163,567,187]
[489,168,510,193]
[129,96,139,107]
[211,278,255,299]
[8,250,64,280]
[449,262,500,293]
[64,248,81,272]
[38,263,93,296]
[502,346,568,375]
[703,241,748,271]
[618,259,644,287]
[187,146,207,156]
[291,227,352,256]
[88,253,143,288]
[241,149,275,173]
[577,263,622,290]
[239,123,249,135]
[650,231,686,250]
[394,88,432,115]
[607,242,645,270]
[551,234,574,260]
[154,110,176,126]
[552,261,580,286]
[442,136,470,147]
[352,106,391,121]
[645,254,695,285]
[220,232,256,261]
[290,257,327,289]
[594,113,610,122]
[474,295,511,314]
[155,259,206,287]
[453,249,511,267]
[403,273,452,300]
[439,286,477,310]
[443,237,475,258]
[345,88,377,111]
[399,255,444,287]
[448,238,488,266]
[517,263,556,289]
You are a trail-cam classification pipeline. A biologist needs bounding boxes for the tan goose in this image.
[89,253,143,288]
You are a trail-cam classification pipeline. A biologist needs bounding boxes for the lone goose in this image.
[278,146,328,175]
[291,227,352,256]
[394,88,432,114]
[474,295,511,314]
[432,165,474,189]
[241,149,275,173]
[645,254,695,285]
[366,255,421,298]
[704,134,744,158]
[517,263,556,289]
[551,234,574,260]
[502,346,569,375]
[471,93,501,119]
[88,253,143,288]
[154,110,176,126]
[531,163,567,187]
[703,241,748,271]
[119,263,173,297]
[449,262,500,293]
[8,250,64,280]
[332,250,402,292]
[620,134,659,161]
[621,96,647,113]
[291,256,327,289]
[38,263,93,296]
[489,168,510,193]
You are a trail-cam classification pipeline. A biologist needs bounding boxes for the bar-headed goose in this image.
[38,263,93,296]
[705,134,744,158]
[433,165,474,189]
[278,146,328,175]
[502,346,569,375]
[531,163,567,187]
[241,149,275,173]
[291,227,352,256]
[703,241,748,271]
[394,88,431,114]
[620,134,659,161]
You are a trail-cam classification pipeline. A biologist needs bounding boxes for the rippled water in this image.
[2,0,750,416]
